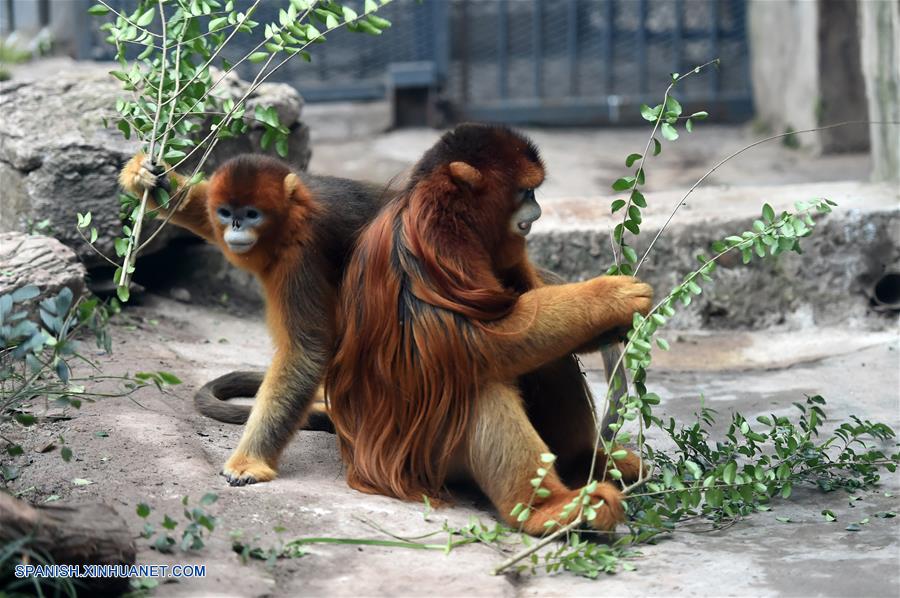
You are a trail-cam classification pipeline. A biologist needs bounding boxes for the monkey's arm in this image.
[119,153,215,242]
[535,268,627,353]
[483,276,651,380]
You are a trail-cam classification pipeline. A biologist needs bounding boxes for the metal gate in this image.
[73,0,753,125]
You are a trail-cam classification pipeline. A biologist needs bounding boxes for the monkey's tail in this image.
[193,370,334,433]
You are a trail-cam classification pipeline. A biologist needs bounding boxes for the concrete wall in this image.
[748,0,820,143]
[748,0,870,153]
[859,0,900,182]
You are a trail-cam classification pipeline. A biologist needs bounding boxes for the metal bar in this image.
[432,0,450,83]
[567,0,578,96]
[532,0,542,98]
[498,0,508,99]
[673,0,683,77]
[4,0,15,33]
[603,0,615,94]
[709,0,720,100]
[637,0,647,93]
[458,0,470,103]
[38,0,49,26]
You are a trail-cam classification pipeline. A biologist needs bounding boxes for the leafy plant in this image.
[0,286,180,464]
[83,0,394,301]
[136,493,219,553]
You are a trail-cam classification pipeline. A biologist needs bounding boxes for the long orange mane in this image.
[326,125,544,500]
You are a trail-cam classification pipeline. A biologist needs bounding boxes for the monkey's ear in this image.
[284,172,313,204]
[448,161,483,188]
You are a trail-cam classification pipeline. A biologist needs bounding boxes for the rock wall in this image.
[0,232,87,308]
[528,205,898,331]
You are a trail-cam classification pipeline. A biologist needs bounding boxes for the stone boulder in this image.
[0,59,311,268]
[0,232,87,309]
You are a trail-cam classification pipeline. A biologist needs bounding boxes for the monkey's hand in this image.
[119,153,171,203]
[590,275,653,331]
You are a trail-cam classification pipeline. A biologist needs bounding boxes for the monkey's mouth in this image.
[227,241,255,254]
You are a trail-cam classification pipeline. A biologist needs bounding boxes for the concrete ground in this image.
[3,297,897,597]
[303,101,873,198]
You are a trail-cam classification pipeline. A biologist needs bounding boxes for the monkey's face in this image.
[509,188,542,237]
[214,204,265,254]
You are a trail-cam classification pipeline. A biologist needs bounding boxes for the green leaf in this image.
[612,176,636,191]
[691,111,709,120]
[209,16,228,31]
[762,203,775,223]
[137,503,151,518]
[157,371,182,385]
[722,461,737,485]
[625,153,642,167]
[623,220,640,235]
[656,338,670,351]
[249,51,270,63]
[275,137,289,158]
[88,4,110,15]
[540,453,557,464]
[821,509,836,522]
[14,413,36,426]
[199,492,219,506]
[631,189,647,207]
[640,104,660,122]
[775,516,792,523]
[611,199,626,213]
[135,7,154,27]
[685,118,693,133]
[652,137,662,156]
[664,96,682,117]
[661,122,679,141]
[117,285,130,302]
[72,478,93,486]
[622,245,638,264]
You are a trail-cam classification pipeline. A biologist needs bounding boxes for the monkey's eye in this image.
[217,207,232,219]
[519,189,535,203]
[246,209,260,220]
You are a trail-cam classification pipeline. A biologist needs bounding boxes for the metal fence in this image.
[8,0,754,125]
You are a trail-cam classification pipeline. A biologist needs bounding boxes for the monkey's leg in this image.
[221,345,326,485]
[464,382,625,536]
[520,357,643,487]
[194,370,332,432]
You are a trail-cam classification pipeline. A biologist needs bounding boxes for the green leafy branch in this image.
[84,0,394,301]
[608,58,718,274]
[1,286,181,464]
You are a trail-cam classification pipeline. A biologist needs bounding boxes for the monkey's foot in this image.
[598,446,646,484]
[221,454,277,486]
[515,481,625,535]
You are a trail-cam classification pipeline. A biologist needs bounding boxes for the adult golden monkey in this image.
[326,124,651,534]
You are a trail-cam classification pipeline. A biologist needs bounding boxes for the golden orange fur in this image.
[326,124,652,534]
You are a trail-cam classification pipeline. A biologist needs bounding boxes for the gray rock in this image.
[0,61,311,268]
[0,232,87,309]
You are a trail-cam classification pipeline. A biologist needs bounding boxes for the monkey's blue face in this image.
[510,189,542,237]
[216,205,265,254]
